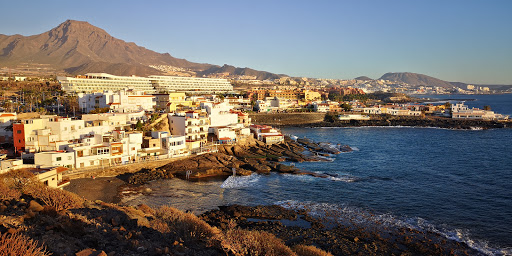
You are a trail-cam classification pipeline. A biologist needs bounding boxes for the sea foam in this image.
[275,200,509,256]
[220,174,260,189]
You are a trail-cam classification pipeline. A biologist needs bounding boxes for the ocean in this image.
[121,94,512,255]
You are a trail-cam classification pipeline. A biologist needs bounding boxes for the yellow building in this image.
[304,90,321,101]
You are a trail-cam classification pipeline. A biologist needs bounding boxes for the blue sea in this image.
[122,94,512,255]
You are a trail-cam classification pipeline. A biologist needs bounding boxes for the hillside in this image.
[380,72,454,88]
[0,20,289,79]
[199,64,283,80]
[354,76,373,81]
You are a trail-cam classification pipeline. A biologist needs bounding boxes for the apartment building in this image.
[153,93,193,112]
[168,111,210,150]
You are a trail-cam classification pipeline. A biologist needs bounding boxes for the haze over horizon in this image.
[1,0,511,84]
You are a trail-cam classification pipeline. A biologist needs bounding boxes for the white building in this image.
[201,102,238,128]
[362,107,382,115]
[338,114,371,121]
[58,73,155,94]
[161,133,188,157]
[0,113,16,143]
[249,125,284,144]
[59,73,233,94]
[34,151,75,169]
[78,90,156,113]
[168,111,210,150]
[149,75,233,94]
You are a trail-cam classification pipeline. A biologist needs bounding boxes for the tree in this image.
[340,103,352,111]
[483,105,491,111]
[136,120,144,131]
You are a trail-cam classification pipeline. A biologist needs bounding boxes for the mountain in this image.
[0,20,284,79]
[198,64,282,80]
[354,76,373,81]
[379,72,454,88]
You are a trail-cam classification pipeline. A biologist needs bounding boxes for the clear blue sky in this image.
[1,0,511,84]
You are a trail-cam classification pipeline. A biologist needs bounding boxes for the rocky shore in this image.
[201,204,484,256]
[126,137,330,186]
[0,134,486,255]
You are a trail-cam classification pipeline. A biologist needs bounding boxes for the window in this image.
[68,156,72,160]
[56,157,62,161]
[17,130,21,134]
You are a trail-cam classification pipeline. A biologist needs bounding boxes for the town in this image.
[0,72,509,190]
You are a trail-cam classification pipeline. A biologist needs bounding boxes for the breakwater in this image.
[251,112,511,129]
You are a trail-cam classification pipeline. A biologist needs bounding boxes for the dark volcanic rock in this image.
[201,204,485,256]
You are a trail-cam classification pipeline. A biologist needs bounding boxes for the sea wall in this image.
[249,112,325,126]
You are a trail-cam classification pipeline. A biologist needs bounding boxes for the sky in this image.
[1,0,511,84]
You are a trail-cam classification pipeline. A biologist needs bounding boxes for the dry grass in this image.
[155,206,221,243]
[137,204,155,215]
[292,244,333,256]
[222,228,296,256]
[0,232,50,256]
[23,183,84,212]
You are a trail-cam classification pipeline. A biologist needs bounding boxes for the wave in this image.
[275,200,509,256]
[220,174,261,189]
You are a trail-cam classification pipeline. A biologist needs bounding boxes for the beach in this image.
[65,177,126,203]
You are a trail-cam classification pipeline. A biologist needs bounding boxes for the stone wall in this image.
[249,112,325,126]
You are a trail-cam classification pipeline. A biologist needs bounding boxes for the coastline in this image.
[59,133,498,255]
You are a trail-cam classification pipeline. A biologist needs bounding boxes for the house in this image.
[29,166,70,189]
[0,159,23,173]
[338,114,371,121]
[249,125,284,144]
[362,107,382,115]
[34,151,75,169]
[162,135,188,157]
[201,102,238,127]
[0,113,16,143]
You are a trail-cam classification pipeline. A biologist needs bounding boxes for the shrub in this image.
[0,232,50,256]
[0,180,21,201]
[23,183,84,212]
[0,169,38,190]
[149,219,170,233]
[155,206,220,243]
[292,244,333,256]
[222,229,295,256]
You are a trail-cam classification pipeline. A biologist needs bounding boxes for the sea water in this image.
[121,94,512,255]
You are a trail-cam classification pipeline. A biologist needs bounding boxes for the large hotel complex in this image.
[58,73,233,94]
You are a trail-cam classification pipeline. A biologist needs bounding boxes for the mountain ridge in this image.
[379,72,454,88]
[0,20,282,78]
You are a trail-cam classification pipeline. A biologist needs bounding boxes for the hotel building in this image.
[58,73,155,94]
[149,75,233,94]
[58,73,233,94]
